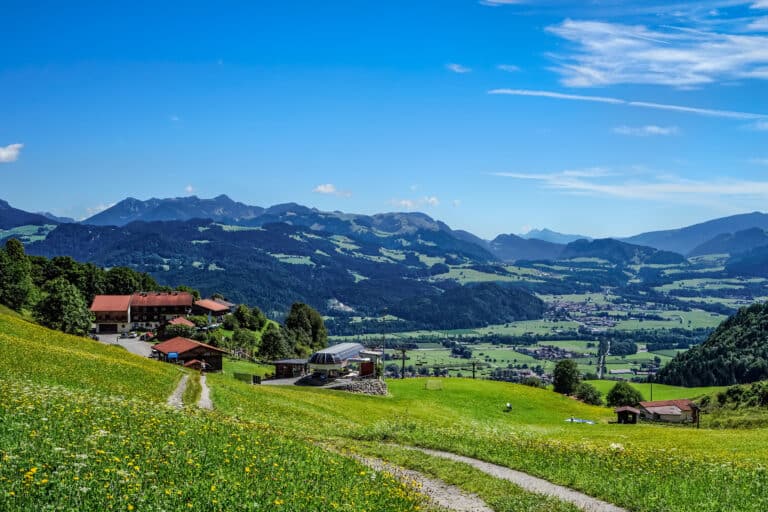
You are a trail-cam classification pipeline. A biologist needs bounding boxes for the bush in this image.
[606,381,644,407]
[574,382,603,406]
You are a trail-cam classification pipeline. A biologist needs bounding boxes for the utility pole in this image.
[472,360,477,379]
[400,348,407,379]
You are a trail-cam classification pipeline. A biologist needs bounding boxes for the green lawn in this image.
[584,380,727,401]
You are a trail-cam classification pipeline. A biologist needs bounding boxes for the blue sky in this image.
[2,0,768,239]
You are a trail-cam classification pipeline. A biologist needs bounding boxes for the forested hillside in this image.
[658,302,768,386]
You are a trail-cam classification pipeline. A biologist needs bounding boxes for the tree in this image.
[249,306,267,331]
[284,303,327,357]
[175,285,200,300]
[105,267,141,295]
[232,328,257,351]
[606,381,644,407]
[0,239,33,311]
[33,278,93,336]
[233,305,253,329]
[159,324,195,340]
[553,359,581,395]
[575,382,603,405]
[259,323,289,361]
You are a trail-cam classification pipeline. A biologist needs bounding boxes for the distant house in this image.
[152,337,228,371]
[211,298,236,312]
[131,292,194,329]
[90,292,214,333]
[638,399,699,424]
[192,299,230,319]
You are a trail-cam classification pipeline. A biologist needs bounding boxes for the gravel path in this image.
[166,375,188,409]
[198,375,213,410]
[356,455,493,512]
[405,447,627,512]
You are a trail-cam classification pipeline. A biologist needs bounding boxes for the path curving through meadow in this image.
[402,446,627,512]
[355,455,493,512]
[198,374,213,410]
[166,374,188,409]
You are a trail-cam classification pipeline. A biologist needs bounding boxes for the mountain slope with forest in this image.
[658,302,768,386]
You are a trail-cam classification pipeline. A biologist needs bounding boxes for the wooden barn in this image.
[614,406,640,424]
[152,337,227,371]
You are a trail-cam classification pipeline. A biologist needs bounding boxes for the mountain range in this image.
[5,195,768,322]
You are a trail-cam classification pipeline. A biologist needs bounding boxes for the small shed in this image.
[273,359,308,379]
[614,406,640,424]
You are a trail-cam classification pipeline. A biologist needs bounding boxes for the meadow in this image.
[0,311,427,512]
[4,305,768,511]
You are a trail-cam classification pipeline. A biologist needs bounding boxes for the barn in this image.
[638,399,699,424]
[152,337,228,371]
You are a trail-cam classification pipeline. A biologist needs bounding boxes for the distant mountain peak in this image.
[520,228,591,245]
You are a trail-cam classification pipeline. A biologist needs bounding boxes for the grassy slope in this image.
[0,310,426,512]
[585,380,727,401]
[210,376,768,512]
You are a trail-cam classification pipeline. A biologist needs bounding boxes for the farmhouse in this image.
[90,295,132,334]
[90,292,198,333]
[152,336,228,371]
[638,399,699,424]
[192,299,230,319]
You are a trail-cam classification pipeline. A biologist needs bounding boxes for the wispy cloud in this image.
[546,19,768,87]
[479,0,523,5]
[170,115,180,122]
[185,184,195,195]
[753,1,768,9]
[0,143,23,163]
[313,183,352,197]
[84,202,116,218]
[446,63,472,74]
[614,125,680,136]
[750,120,768,130]
[390,196,440,210]
[497,64,521,72]
[489,88,768,119]
[493,168,768,201]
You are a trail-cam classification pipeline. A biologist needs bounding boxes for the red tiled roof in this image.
[131,292,194,307]
[639,399,696,412]
[168,317,196,327]
[90,295,131,312]
[153,337,228,356]
[194,299,230,313]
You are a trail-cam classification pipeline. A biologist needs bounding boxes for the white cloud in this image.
[452,199,462,207]
[390,196,441,210]
[753,1,768,9]
[489,88,768,119]
[313,183,352,197]
[497,64,521,72]
[185,184,195,195]
[0,143,23,163]
[493,168,768,201]
[750,158,768,165]
[446,63,472,74]
[614,125,680,136]
[546,19,768,87]
[750,120,768,130]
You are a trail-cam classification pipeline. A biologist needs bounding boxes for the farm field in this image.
[584,380,728,401]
